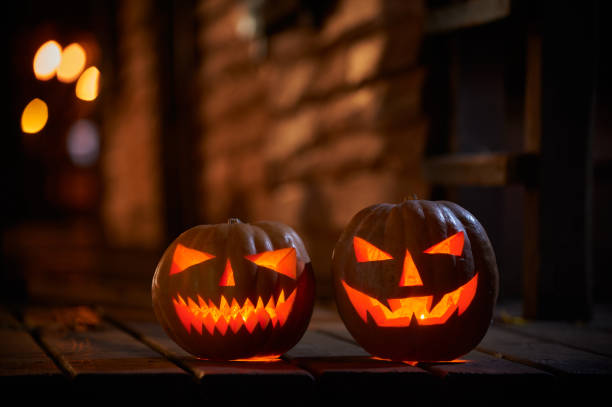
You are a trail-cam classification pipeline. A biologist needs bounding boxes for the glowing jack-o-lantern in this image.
[332,200,499,362]
[152,219,315,360]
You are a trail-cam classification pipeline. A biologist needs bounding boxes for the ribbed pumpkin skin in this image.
[332,200,498,361]
[152,220,315,360]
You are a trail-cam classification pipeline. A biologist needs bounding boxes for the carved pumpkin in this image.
[332,200,498,361]
[152,219,315,360]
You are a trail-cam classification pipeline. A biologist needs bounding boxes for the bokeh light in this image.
[33,40,62,81]
[66,119,100,166]
[57,43,87,83]
[21,98,48,134]
[75,66,100,101]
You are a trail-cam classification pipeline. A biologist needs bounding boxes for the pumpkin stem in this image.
[228,218,242,224]
[402,194,419,202]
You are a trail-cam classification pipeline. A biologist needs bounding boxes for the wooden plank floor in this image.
[1,302,611,401]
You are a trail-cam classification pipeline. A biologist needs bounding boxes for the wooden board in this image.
[480,326,612,375]
[478,326,612,398]
[424,350,554,401]
[0,307,68,401]
[3,304,612,400]
[22,307,195,402]
[108,317,315,399]
[495,321,612,358]
[285,330,437,400]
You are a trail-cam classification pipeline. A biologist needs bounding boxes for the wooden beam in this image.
[522,28,542,319]
[535,1,596,320]
[425,0,511,35]
[423,152,539,187]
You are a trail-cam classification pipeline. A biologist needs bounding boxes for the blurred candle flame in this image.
[33,40,62,80]
[75,66,100,101]
[21,98,48,134]
[57,43,87,83]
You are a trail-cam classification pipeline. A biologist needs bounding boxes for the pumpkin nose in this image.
[399,250,423,287]
[219,259,235,286]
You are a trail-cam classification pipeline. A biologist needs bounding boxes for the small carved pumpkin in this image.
[332,200,498,361]
[152,219,315,360]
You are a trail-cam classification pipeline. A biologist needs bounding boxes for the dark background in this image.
[3,0,611,318]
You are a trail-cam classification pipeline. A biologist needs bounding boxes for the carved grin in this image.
[341,273,478,327]
[173,289,297,336]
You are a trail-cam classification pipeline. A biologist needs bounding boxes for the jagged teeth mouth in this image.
[172,289,297,336]
[341,273,478,327]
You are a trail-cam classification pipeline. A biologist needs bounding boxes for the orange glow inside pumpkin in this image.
[245,247,297,279]
[341,273,478,327]
[371,357,467,365]
[172,289,297,335]
[353,236,393,262]
[231,355,282,362]
[400,250,423,287]
[219,259,235,286]
[170,244,215,275]
[423,231,464,256]
[169,245,301,335]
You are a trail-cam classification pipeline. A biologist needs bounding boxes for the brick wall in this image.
[197,0,428,299]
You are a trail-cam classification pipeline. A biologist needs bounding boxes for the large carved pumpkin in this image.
[332,200,498,361]
[152,219,315,360]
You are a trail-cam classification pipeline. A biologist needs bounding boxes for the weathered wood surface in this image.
[1,303,611,400]
[19,306,195,402]
[426,0,511,34]
[109,317,316,398]
[423,152,539,187]
[0,307,68,401]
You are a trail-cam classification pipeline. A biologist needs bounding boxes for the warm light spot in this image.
[67,119,99,166]
[456,272,478,315]
[33,40,62,80]
[399,250,423,287]
[370,357,466,365]
[21,98,48,134]
[170,244,215,275]
[353,236,393,262]
[219,259,235,286]
[231,355,281,362]
[173,289,296,336]
[245,248,297,279]
[57,43,86,83]
[75,66,100,101]
[342,273,478,327]
[424,231,465,256]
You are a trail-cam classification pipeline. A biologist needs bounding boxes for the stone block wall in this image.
[197,0,429,299]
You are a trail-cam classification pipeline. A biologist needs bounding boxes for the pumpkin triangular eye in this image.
[353,236,393,262]
[170,244,215,275]
[423,231,464,256]
[245,248,297,279]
